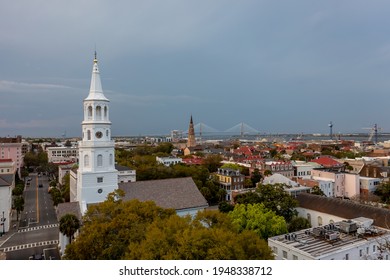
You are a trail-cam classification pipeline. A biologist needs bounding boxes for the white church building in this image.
[69,53,118,215]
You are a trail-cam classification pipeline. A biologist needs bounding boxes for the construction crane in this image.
[328,121,333,140]
[362,124,381,145]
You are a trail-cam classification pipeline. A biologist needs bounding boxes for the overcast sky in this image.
[1,0,390,138]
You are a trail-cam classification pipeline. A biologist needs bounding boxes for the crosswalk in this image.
[18,223,59,233]
[1,240,59,252]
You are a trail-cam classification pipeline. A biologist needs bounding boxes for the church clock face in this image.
[95,131,103,139]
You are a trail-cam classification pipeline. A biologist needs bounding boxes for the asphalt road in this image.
[0,174,60,260]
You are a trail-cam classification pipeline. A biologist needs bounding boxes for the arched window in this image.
[97,154,103,167]
[87,130,91,140]
[318,216,323,226]
[84,154,89,167]
[104,106,108,119]
[88,106,93,120]
[329,219,334,224]
[307,213,311,225]
[96,106,102,120]
[109,154,113,166]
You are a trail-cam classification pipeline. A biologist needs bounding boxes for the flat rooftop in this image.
[269,217,390,259]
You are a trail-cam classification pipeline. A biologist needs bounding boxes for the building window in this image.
[373,245,376,252]
[87,130,91,140]
[97,154,103,167]
[84,155,89,167]
[273,246,278,255]
[282,251,287,259]
[104,106,107,119]
[345,254,349,260]
[109,154,113,166]
[307,213,311,224]
[97,177,103,183]
[88,106,93,119]
[318,216,323,226]
[293,255,298,260]
[96,106,102,120]
[360,249,363,257]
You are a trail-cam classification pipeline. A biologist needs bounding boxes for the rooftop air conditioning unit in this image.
[339,220,357,234]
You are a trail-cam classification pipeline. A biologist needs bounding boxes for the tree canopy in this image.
[228,203,288,239]
[234,183,299,222]
[63,194,273,260]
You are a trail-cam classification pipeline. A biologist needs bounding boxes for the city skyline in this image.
[2,1,390,137]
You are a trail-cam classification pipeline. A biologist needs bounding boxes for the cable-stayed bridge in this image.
[182,122,261,137]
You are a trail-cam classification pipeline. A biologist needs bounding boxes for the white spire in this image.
[85,52,109,101]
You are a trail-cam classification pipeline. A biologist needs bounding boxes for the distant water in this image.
[198,133,390,143]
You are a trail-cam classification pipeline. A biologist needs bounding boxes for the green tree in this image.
[64,197,274,260]
[218,201,234,213]
[64,197,176,260]
[228,203,288,239]
[235,184,298,223]
[202,154,222,172]
[50,188,64,206]
[288,216,311,232]
[153,143,174,155]
[13,196,24,221]
[250,168,262,187]
[126,210,274,260]
[59,214,80,244]
[311,186,326,196]
[374,182,390,204]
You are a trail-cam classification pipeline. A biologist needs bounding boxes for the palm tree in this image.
[59,214,80,244]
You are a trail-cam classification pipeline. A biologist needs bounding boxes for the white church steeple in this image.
[85,52,109,101]
[74,53,118,214]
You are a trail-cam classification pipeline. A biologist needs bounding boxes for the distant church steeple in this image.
[187,115,196,147]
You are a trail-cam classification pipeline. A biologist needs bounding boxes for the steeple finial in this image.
[94,50,98,63]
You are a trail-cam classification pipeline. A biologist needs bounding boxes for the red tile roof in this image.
[310,156,343,168]
[0,159,12,162]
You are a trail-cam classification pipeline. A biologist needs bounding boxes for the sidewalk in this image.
[0,209,19,247]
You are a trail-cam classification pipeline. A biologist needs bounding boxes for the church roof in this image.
[119,177,209,211]
[297,192,390,228]
[84,53,109,101]
[56,202,83,222]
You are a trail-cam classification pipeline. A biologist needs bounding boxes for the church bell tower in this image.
[76,53,118,213]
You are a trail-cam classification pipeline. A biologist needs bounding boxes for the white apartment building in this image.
[116,165,136,183]
[47,146,78,163]
[292,161,315,178]
[0,160,16,234]
[311,169,359,198]
[268,217,390,260]
[263,173,311,197]
[156,156,182,167]
[359,177,381,195]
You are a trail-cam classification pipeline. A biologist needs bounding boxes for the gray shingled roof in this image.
[119,177,209,211]
[56,202,82,221]
[0,174,14,187]
[297,193,390,228]
[115,164,133,171]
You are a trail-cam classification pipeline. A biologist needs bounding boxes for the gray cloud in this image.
[1,0,390,137]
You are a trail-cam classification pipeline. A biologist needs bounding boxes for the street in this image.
[0,174,60,260]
